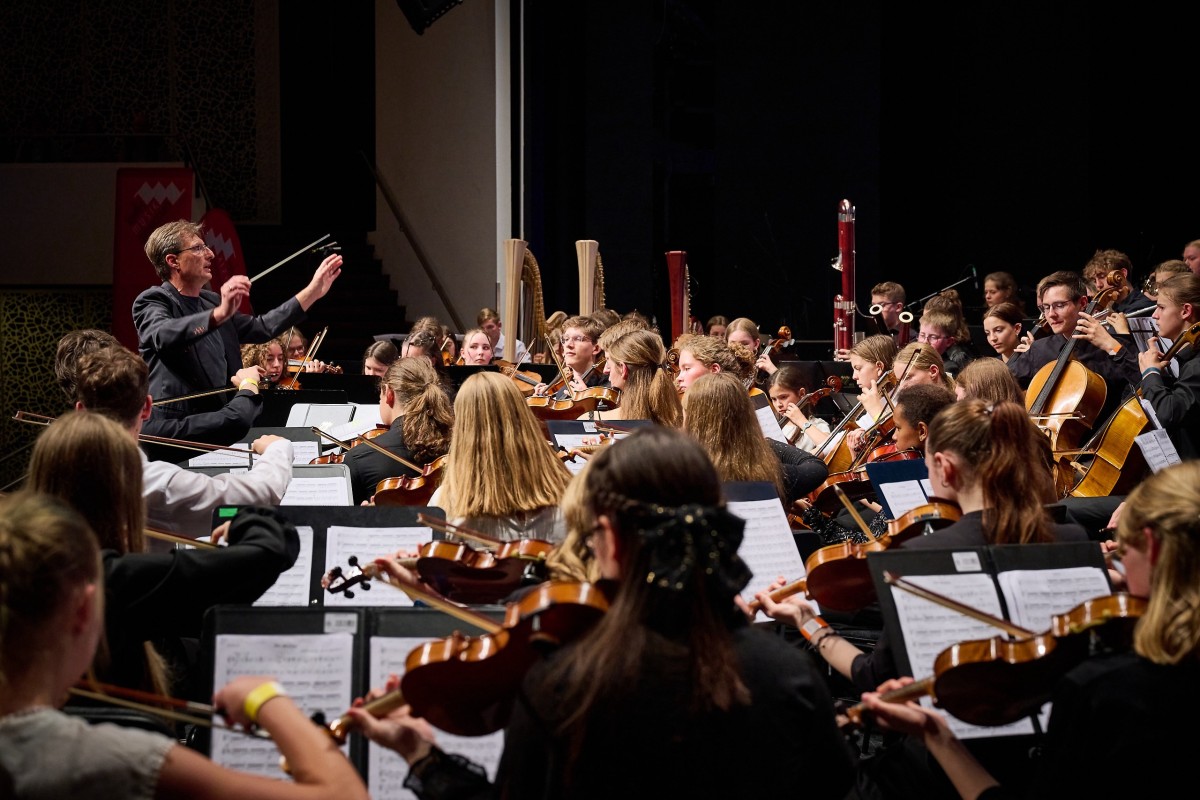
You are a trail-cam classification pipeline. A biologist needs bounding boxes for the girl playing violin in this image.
[592,324,681,426]
[0,491,368,800]
[1138,272,1200,459]
[362,339,399,377]
[346,356,454,505]
[341,427,857,798]
[981,301,1025,363]
[841,334,898,455]
[768,365,833,453]
[26,410,301,702]
[859,459,1200,799]
[429,371,572,542]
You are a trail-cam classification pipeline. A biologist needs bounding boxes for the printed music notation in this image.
[211,632,355,774]
[253,526,316,607]
[368,637,505,799]
[726,494,812,621]
[322,526,434,608]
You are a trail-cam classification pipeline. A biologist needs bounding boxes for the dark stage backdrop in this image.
[522,2,1200,351]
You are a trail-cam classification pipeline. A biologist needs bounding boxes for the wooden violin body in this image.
[887,499,962,542]
[400,581,611,736]
[802,537,889,612]
[527,386,621,421]
[494,358,543,396]
[372,455,449,506]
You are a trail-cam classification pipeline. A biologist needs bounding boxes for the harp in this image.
[502,239,548,363]
[666,250,698,342]
[576,239,605,315]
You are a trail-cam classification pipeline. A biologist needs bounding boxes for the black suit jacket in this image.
[132,281,304,416]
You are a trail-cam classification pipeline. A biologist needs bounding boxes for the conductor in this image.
[132,220,342,418]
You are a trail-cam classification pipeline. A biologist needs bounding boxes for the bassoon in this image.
[832,199,856,354]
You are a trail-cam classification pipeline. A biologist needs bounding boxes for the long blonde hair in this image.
[545,462,602,583]
[683,372,785,501]
[598,327,682,427]
[1117,461,1200,665]
[894,342,956,393]
[438,372,572,517]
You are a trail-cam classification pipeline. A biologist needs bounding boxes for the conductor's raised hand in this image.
[297,253,344,311]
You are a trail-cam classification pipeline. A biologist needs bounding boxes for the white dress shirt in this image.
[141,439,294,539]
[494,332,529,364]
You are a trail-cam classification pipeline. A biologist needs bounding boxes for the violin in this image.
[844,584,1146,728]
[325,565,611,736]
[494,358,543,396]
[309,424,390,465]
[813,370,897,474]
[756,325,795,382]
[372,455,449,507]
[886,499,962,542]
[526,386,621,421]
[798,485,896,611]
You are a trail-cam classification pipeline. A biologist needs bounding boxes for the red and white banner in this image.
[112,168,194,350]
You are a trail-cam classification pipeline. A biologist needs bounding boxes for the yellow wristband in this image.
[239,380,259,391]
[243,680,287,724]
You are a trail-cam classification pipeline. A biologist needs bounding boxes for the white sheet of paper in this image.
[253,526,315,607]
[1136,428,1183,473]
[281,476,351,506]
[728,497,813,619]
[368,636,505,798]
[996,567,1112,632]
[889,573,1037,739]
[878,480,929,518]
[323,526,433,607]
[286,403,358,427]
[211,632,354,775]
[188,443,254,468]
[755,404,787,443]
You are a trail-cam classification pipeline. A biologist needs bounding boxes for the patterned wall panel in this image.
[0,288,112,490]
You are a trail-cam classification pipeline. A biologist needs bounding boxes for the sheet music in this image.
[997,566,1111,632]
[323,526,433,607]
[549,430,629,476]
[211,632,355,775]
[281,476,351,506]
[754,403,787,443]
[326,406,385,444]
[727,497,813,619]
[368,637,505,798]
[285,403,358,428]
[188,440,319,466]
[254,526,315,607]
[878,481,929,518]
[1136,428,1183,473]
[188,443,254,468]
[888,573,1038,739]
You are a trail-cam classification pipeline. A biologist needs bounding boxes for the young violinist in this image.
[75,346,293,540]
[768,365,833,452]
[0,491,368,800]
[671,333,756,395]
[980,301,1024,362]
[1138,272,1200,459]
[533,314,606,398]
[282,325,331,372]
[25,410,300,702]
[892,341,956,393]
[840,335,899,456]
[458,327,495,366]
[241,336,286,385]
[346,356,454,505]
[342,427,857,798]
[859,459,1200,799]
[593,324,682,426]
[363,339,399,377]
[429,371,572,542]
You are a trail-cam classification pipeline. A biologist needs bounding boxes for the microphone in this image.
[970,264,978,290]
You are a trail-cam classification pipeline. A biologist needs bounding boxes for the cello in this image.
[1023,270,1127,494]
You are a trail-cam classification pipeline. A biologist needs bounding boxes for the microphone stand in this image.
[906,275,975,317]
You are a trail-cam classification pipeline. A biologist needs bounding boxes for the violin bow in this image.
[309,425,425,473]
[415,512,504,551]
[145,526,218,549]
[882,571,1034,638]
[339,556,503,633]
[281,326,329,389]
[545,334,572,388]
[152,386,238,406]
[70,679,271,739]
[833,484,880,543]
[12,411,254,462]
[248,233,332,283]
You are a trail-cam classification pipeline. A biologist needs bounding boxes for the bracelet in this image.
[1107,343,1123,356]
[243,680,287,724]
[813,629,841,650]
[239,379,259,391]
[799,616,830,643]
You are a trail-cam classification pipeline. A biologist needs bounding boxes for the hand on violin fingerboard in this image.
[343,674,438,765]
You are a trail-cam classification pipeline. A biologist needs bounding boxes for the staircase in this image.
[235,226,409,364]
